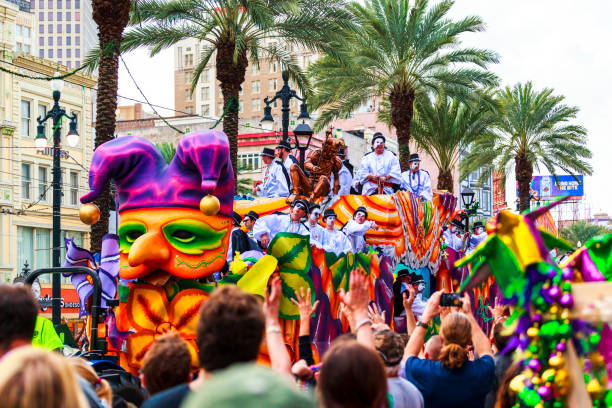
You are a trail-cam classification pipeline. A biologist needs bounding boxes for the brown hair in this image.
[318,340,388,408]
[69,357,113,407]
[0,285,38,353]
[196,285,265,372]
[439,312,471,370]
[494,362,522,408]
[493,319,511,352]
[141,333,192,395]
[0,347,88,408]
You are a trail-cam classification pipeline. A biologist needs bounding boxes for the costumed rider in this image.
[276,139,298,188]
[306,202,325,244]
[443,218,465,252]
[227,212,256,262]
[253,147,290,198]
[343,206,379,253]
[242,210,259,239]
[400,153,432,201]
[253,198,311,249]
[353,132,402,195]
[314,209,352,255]
[408,273,427,320]
[330,148,354,196]
[468,221,487,252]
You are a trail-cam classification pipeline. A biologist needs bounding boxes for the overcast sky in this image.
[117,0,612,215]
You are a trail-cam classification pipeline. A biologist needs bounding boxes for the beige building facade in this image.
[0,8,97,282]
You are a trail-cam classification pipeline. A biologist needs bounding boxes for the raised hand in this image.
[338,270,370,316]
[368,302,386,325]
[291,287,320,322]
[402,285,415,312]
[263,276,282,323]
[487,297,507,323]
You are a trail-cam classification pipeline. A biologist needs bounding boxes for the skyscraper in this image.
[29,0,96,69]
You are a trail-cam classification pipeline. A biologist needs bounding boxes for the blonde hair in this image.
[439,312,471,370]
[70,357,113,407]
[0,346,88,408]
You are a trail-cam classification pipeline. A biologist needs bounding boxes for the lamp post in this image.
[460,187,475,232]
[36,73,79,327]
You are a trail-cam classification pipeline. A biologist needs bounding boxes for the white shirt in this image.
[283,155,298,188]
[256,161,290,198]
[355,150,402,195]
[330,164,353,196]
[252,213,310,242]
[308,222,325,244]
[343,219,374,253]
[443,228,464,251]
[315,228,352,255]
[226,227,240,262]
[401,169,432,201]
[469,231,488,252]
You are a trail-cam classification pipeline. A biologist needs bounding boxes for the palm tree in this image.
[461,82,593,212]
[90,0,132,253]
[560,221,608,247]
[410,91,497,192]
[309,0,499,170]
[114,0,354,186]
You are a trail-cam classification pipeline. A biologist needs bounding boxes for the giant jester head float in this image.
[81,132,234,284]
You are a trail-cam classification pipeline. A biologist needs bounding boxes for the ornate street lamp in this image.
[260,70,304,143]
[36,72,79,327]
[461,187,475,232]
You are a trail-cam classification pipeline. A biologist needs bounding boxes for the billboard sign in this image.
[531,175,584,199]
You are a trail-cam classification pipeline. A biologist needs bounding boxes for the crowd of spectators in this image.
[0,270,516,408]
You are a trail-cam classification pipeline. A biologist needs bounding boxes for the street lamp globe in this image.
[51,71,64,93]
[297,101,312,127]
[66,119,80,147]
[260,104,274,131]
[35,124,47,148]
[461,187,475,209]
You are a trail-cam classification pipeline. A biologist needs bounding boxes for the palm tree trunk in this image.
[216,37,248,190]
[90,0,131,253]
[390,87,415,171]
[437,168,454,193]
[515,153,533,212]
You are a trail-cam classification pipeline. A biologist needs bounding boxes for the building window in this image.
[269,78,277,91]
[269,61,278,73]
[75,23,80,33]
[39,12,44,21]
[66,0,71,7]
[24,44,31,54]
[39,24,44,33]
[75,0,79,7]
[201,104,210,117]
[251,99,260,112]
[252,64,260,75]
[17,226,34,274]
[66,48,71,58]
[184,71,192,84]
[75,61,80,68]
[34,229,51,272]
[57,24,62,33]
[37,104,47,135]
[75,11,80,21]
[48,23,53,33]
[48,49,53,58]
[252,80,260,93]
[16,25,21,36]
[39,49,44,58]
[184,54,193,66]
[185,89,191,101]
[185,106,193,114]
[22,163,31,200]
[21,100,31,137]
[66,12,71,20]
[239,101,244,113]
[218,87,222,97]
[218,103,223,115]
[75,48,80,58]
[48,11,53,21]
[39,36,44,46]
[201,69,209,82]
[57,36,62,45]
[47,36,53,45]
[75,36,79,46]
[69,171,78,205]
[66,36,71,45]
[201,86,210,100]
[38,166,48,202]
[238,153,260,171]
[39,0,43,8]
[57,0,61,7]
[57,12,62,21]
[66,24,71,33]
[58,49,62,58]
[67,61,71,67]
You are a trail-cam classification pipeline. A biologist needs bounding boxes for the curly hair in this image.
[439,312,471,370]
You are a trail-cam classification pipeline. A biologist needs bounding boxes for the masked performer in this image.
[253,147,290,198]
[401,153,432,201]
[354,133,402,195]
[227,212,253,262]
[306,202,325,245]
[468,221,487,252]
[315,209,352,255]
[252,198,311,249]
[343,206,379,253]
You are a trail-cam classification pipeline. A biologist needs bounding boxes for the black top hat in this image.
[308,202,320,212]
[261,147,275,158]
[450,218,464,229]
[409,273,425,285]
[276,140,292,151]
[473,221,484,230]
[323,208,337,219]
[396,265,411,277]
[245,210,259,221]
[291,198,310,213]
[353,206,368,218]
[232,211,243,226]
[372,132,386,144]
[408,153,421,162]
[338,148,346,158]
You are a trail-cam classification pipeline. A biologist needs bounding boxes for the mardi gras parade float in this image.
[33,130,612,407]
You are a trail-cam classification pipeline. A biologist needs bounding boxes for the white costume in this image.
[256,161,290,198]
[315,229,352,255]
[252,213,310,242]
[330,163,353,196]
[283,155,298,188]
[354,150,402,195]
[401,169,432,201]
[343,219,375,253]
[308,222,325,244]
[443,228,465,252]
[469,231,488,251]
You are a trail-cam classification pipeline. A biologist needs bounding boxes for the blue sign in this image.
[531,175,584,198]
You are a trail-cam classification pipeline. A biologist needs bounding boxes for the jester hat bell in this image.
[80,131,235,216]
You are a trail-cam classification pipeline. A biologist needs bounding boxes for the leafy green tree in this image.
[100,0,354,187]
[461,82,593,212]
[411,91,497,192]
[560,221,608,247]
[156,142,177,164]
[309,0,498,170]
